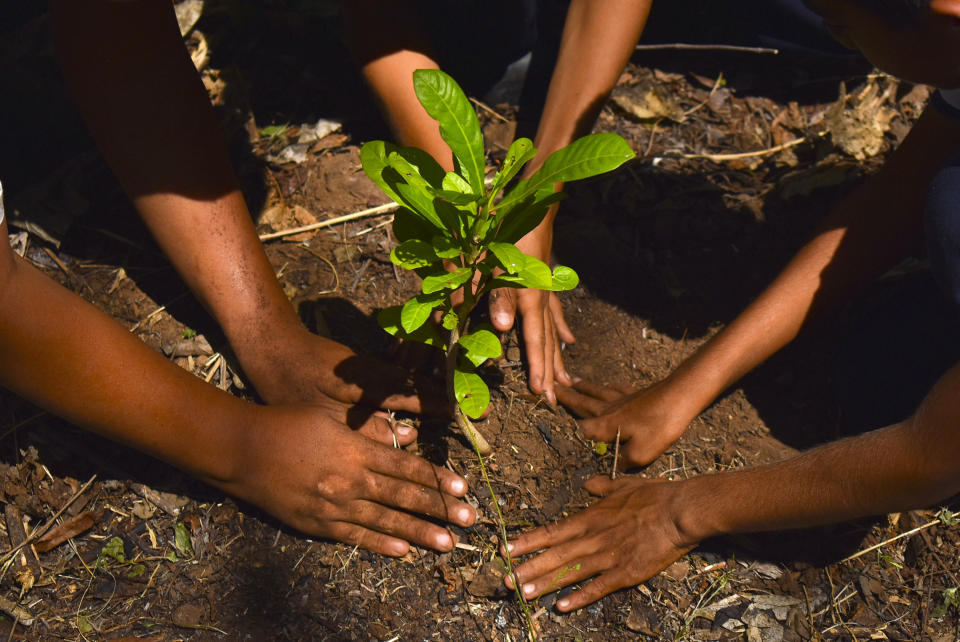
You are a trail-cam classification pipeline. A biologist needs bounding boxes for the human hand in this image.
[556,379,694,468]
[236,326,450,418]
[226,403,476,556]
[489,228,575,406]
[503,475,696,611]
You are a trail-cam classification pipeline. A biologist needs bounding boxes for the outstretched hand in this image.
[503,475,696,611]
[227,401,475,556]
[556,379,694,468]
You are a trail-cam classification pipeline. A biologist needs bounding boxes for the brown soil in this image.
[2,4,959,641]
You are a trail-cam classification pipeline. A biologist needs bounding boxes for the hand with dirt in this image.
[226,404,476,555]
[503,475,696,611]
[556,378,699,468]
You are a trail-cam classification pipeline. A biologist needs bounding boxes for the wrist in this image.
[669,475,728,545]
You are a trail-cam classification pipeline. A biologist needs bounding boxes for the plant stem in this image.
[465,408,537,640]
[445,325,492,455]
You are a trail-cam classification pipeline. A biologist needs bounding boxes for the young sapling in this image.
[362,68,634,452]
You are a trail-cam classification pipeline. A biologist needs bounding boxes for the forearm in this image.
[662,106,960,420]
[676,360,960,541]
[0,253,248,484]
[51,1,302,348]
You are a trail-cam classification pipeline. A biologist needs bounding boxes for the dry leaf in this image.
[824,79,898,160]
[611,82,687,123]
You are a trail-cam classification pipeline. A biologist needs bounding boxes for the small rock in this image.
[466,560,509,598]
[171,603,205,628]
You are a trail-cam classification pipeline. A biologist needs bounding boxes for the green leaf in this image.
[429,187,481,206]
[454,369,490,419]
[442,171,474,195]
[174,522,194,557]
[182,328,197,339]
[422,267,473,294]
[489,137,536,201]
[390,146,446,187]
[594,441,608,456]
[401,293,444,333]
[413,69,485,195]
[76,615,94,634]
[933,587,959,619]
[432,236,463,259]
[487,242,526,274]
[378,306,443,347]
[937,508,959,527]
[361,141,404,204]
[259,124,289,138]
[393,208,439,243]
[391,239,440,269]
[494,189,566,244]
[128,564,146,578]
[458,327,502,367]
[497,133,634,213]
[165,550,179,563]
[441,311,459,330]
[100,536,126,565]
[516,255,554,289]
[387,154,448,231]
[551,265,579,291]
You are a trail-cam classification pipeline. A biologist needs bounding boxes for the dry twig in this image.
[634,43,779,55]
[258,202,399,241]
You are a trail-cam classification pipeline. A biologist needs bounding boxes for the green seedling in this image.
[363,68,634,453]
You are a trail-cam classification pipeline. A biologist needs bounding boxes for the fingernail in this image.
[396,424,412,436]
[437,532,453,550]
[494,312,511,326]
[571,375,582,384]
[457,507,472,524]
[522,584,535,596]
[449,478,465,494]
[506,542,514,552]
[557,599,570,610]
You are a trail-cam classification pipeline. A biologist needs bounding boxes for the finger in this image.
[349,500,458,552]
[517,548,615,602]
[328,521,410,557]
[372,447,471,500]
[540,306,558,405]
[555,384,607,417]
[556,568,639,612]
[489,288,517,332]
[368,472,475,527]
[356,414,418,447]
[506,516,588,558]
[582,475,631,496]
[571,379,622,403]
[518,295,548,398]
[580,414,625,443]
[548,293,576,345]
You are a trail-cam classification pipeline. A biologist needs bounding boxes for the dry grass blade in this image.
[258,202,399,241]
[840,510,960,564]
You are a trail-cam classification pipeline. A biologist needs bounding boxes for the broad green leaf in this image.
[435,199,469,239]
[391,239,439,269]
[497,133,634,213]
[516,255,554,289]
[551,265,579,291]
[432,236,462,259]
[422,267,473,294]
[401,293,444,333]
[391,180,447,231]
[413,69,485,195]
[454,369,490,419]
[378,306,443,347]
[489,137,536,201]
[391,146,446,188]
[442,311,459,330]
[458,327,502,367]
[428,188,481,206]
[128,564,146,578]
[393,208,441,243]
[493,190,566,244]
[443,171,474,195]
[76,615,94,634]
[360,141,404,204]
[174,522,194,557]
[487,242,526,274]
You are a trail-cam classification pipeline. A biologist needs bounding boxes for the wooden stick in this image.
[258,202,399,241]
[840,510,960,564]
[666,134,816,162]
[635,43,779,55]
[0,475,97,565]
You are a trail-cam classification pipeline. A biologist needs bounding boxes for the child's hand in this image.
[556,379,694,468]
[503,476,696,611]
[226,403,475,556]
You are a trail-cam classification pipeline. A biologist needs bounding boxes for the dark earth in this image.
[1,2,959,640]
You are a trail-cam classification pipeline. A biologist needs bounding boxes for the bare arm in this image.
[0,218,474,553]
[50,0,446,414]
[508,358,960,610]
[568,105,960,466]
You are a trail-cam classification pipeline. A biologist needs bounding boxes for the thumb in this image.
[357,413,418,447]
[583,474,628,496]
[489,288,517,332]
